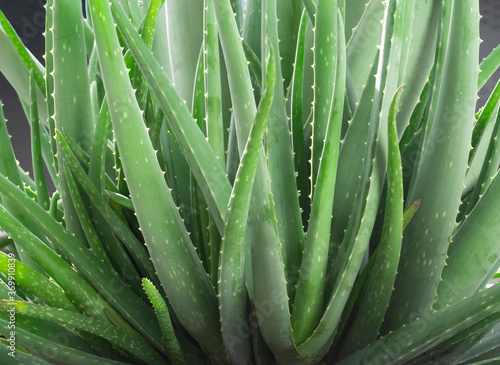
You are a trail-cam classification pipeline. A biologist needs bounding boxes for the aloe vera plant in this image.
[1,0,500,363]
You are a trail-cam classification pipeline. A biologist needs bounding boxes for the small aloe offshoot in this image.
[0,0,500,364]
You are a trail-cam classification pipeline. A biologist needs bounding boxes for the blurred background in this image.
[0,0,499,184]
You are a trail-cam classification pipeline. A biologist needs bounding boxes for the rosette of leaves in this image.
[0,0,500,364]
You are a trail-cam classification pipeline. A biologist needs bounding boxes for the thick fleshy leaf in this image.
[0,300,165,364]
[386,0,480,330]
[337,283,500,365]
[219,42,275,364]
[89,0,225,361]
[110,0,231,234]
[337,86,404,356]
[292,1,345,345]
[0,252,78,312]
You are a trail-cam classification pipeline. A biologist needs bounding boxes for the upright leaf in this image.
[385,0,480,330]
[219,42,275,364]
[291,1,345,345]
[89,0,225,361]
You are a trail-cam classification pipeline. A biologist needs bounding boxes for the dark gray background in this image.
[0,0,499,182]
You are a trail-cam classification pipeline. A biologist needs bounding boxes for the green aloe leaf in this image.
[0,252,78,312]
[56,129,160,302]
[109,0,232,234]
[0,342,51,365]
[479,43,500,91]
[462,109,500,221]
[0,9,45,94]
[163,0,203,106]
[337,85,404,357]
[386,0,480,330]
[302,0,402,350]
[0,319,129,365]
[292,1,345,345]
[61,162,115,270]
[0,198,116,323]
[264,0,305,312]
[301,0,316,23]
[204,0,225,168]
[52,0,95,243]
[0,101,48,272]
[435,171,500,310]
[0,300,165,364]
[464,79,500,196]
[89,0,225,361]
[310,0,338,190]
[45,0,57,175]
[344,0,369,41]
[291,10,310,228]
[403,199,421,230]
[407,313,500,365]
[131,0,165,111]
[88,99,112,193]
[29,71,50,211]
[337,283,500,365]
[143,279,185,365]
[219,41,275,364]
[276,0,303,92]
[0,104,22,190]
[210,0,302,360]
[0,172,162,349]
[329,53,379,251]
[0,9,46,104]
[395,0,440,136]
[346,0,384,99]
